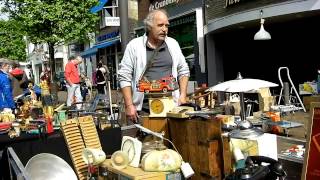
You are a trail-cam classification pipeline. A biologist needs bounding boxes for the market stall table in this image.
[0,127,121,179]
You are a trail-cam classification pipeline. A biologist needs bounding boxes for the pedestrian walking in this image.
[65,56,83,109]
[95,61,110,94]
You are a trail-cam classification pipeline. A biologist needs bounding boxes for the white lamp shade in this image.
[254,19,271,40]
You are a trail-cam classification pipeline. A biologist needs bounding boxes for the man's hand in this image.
[125,104,139,123]
[178,94,187,105]
[178,76,188,105]
[67,80,73,86]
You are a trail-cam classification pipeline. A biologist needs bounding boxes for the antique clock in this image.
[121,136,142,167]
[149,96,175,117]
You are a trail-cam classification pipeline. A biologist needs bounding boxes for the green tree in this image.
[3,0,99,74]
[0,19,26,61]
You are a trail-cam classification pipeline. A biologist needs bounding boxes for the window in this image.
[99,0,119,28]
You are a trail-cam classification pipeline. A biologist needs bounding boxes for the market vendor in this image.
[118,9,190,122]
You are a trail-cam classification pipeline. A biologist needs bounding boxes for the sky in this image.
[0,2,9,20]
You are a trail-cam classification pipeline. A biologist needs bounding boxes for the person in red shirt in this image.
[65,56,83,109]
[10,62,29,97]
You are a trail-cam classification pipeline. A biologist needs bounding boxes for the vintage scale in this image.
[138,76,177,117]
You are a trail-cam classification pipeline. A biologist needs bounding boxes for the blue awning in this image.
[94,38,120,49]
[80,47,98,58]
[81,38,120,58]
[90,0,109,13]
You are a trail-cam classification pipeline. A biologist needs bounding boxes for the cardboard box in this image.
[258,88,271,97]
[258,88,275,112]
[303,95,320,111]
[230,133,277,160]
[299,82,317,95]
[258,96,275,112]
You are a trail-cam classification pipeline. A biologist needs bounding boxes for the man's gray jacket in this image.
[118,34,190,110]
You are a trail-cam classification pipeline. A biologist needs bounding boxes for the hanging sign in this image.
[105,17,120,26]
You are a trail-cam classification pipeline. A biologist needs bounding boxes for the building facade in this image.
[81,0,138,89]
[204,0,320,87]
[27,43,68,84]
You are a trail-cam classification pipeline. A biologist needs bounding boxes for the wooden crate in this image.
[222,136,233,176]
[168,116,225,180]
[303,95,320,111]
[142,116,170,140]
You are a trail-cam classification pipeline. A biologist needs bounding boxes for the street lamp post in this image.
[119,0,128,53]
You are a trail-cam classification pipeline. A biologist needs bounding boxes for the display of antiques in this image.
[0,78,58,138]
[0,95,46,138]
[107,124,194,179]
[2,67,308,180]
[0,109,15,135]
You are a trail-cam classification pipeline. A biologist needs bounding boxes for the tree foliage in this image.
[3,0,99,45]
[0,19,26,61]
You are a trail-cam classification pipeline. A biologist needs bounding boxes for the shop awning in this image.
[90,0,109,13]
[94,38,120,49]
[80,47,98,58]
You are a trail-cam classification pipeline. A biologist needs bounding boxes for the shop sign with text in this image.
[97,31,119,42]
[225,0,248,7]
[105,17,120,26]
[149,0,180,11]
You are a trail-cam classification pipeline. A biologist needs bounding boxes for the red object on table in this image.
[46,116,54,134]
[0,122,12,130]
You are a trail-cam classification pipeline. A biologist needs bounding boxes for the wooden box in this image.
[142,116,170,140]
[168,116,226,180]
[303,95,320,111]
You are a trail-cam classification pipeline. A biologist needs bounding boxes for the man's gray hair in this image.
[143,9,168,33]
[0,59,10,68]
[75,56,83,61]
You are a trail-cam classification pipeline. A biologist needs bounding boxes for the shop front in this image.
[96,30,121,89]
[81,29,121,89]
[205,0,320,87]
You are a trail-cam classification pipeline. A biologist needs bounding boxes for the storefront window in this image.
[168,14,196,80]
